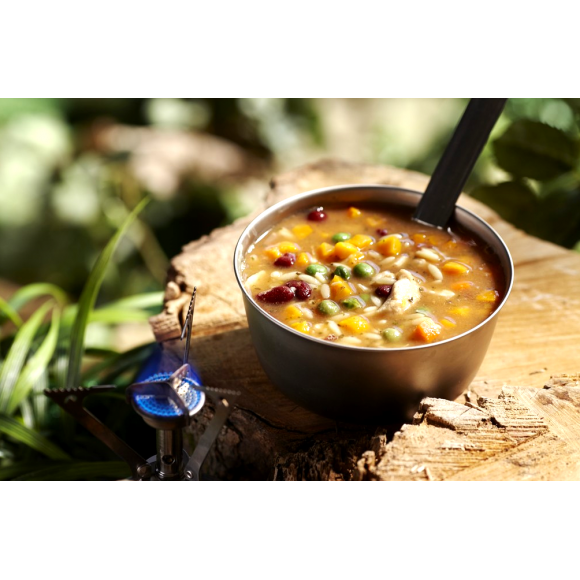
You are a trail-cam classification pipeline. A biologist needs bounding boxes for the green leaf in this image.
[470,181,539,225]
[8,283,68,311]
[493,120,579,180]
[6,308,61,415]
[106,291,164,311]
[65,198,149,390]
[0,296,23,329]
[82,342,155,384]
[0,414,70,460]
[0,301,54,413]
[8,461,129,481]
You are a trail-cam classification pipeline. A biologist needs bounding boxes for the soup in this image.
[240,203,505,348]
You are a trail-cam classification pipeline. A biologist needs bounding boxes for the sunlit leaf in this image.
[0,301,53,413]
[470,181,538,225]
[0,414,70,460]
[0,296,22,329]
[493,120,579,181]
[7,308,61,414]
[65,198,149,390]
[8,283,68,311]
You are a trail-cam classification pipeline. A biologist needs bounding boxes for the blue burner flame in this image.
[133,345,205,418]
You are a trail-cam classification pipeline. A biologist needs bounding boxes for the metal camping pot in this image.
[234,185,514,424]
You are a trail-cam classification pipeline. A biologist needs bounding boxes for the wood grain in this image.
[150,160,580,480]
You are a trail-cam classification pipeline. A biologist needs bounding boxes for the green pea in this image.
[332,232,352,243]
[359,293,370,304]
[382,327,403,342]
[306,264,328,276]
[353,262,374,278]
[333,265,351,280]
[318,300,340,316]
[342,297,363,310]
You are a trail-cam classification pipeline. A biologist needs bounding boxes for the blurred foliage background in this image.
[2,97,580,308]
[1,98,580,479]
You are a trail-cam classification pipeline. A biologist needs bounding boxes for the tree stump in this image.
[150,160,580,480]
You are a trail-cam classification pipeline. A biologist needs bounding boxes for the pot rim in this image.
[233,183,514,352]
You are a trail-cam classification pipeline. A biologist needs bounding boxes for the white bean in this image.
[428,264,443,280]
[279,271,301,281]
[393,255,408,268]
[339,337,362,345]
[379,256,396,267]
[327,321,341,335]
[320,284,330,299]
[416,248,441,262]
[361,333,382,340]
[373,277,396,285]
[245,270,266,288]
[371,296,382,307]
[278,227,293,239]
[297,274,320,285]
[315,272,327,284]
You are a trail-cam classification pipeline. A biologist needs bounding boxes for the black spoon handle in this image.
[413,98,507,229]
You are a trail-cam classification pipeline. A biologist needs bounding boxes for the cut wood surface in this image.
[150,160,580,480]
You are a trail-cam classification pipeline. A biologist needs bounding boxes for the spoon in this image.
[413,98,507,229]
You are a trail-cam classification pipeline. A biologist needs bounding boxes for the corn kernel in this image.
[376,235,402,256]
[347,207,362,218]
[448,306,469,317]
[442,261,470,275]
[334,242,359,260]
[330,280,354,301]
[264,246,282,261]
[338,315,371,334]
[291,321,311,334]
[451,281,473,292]
[296,252,312,268]
[428,233,447,245]
[476,290,499,303]
[413,318,442,343]
[292,224,313,240]
[366,217,384,228]
[316,242,335,261]
[412,233,427,244]
[346,251,365,267]
[284,305,304,320]
[349,234,374,249]
[278,242,300,253]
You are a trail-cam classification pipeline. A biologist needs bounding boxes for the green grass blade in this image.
[8,283,68,310]
[0,460,58,481]
[0,301,53,413]
[7,308,61,415]
[0,414,70,460]
[12,461,129,481]
[82,342,154,384]
[0,295,23,329]
[106,291,164,311]
[65,198,149,390]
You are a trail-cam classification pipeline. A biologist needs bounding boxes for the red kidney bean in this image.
[376,228,389,237]
[274,252,296,267]
[307,207,327,222]
[257,285,296,303]
[284,280,312,300]
[375,284,393,298]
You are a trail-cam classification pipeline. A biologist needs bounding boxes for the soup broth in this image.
[241,203,504,348]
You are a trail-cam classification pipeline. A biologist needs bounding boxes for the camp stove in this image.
[45,289,239,481]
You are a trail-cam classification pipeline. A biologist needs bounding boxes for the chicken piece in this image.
[377,270,421,314]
